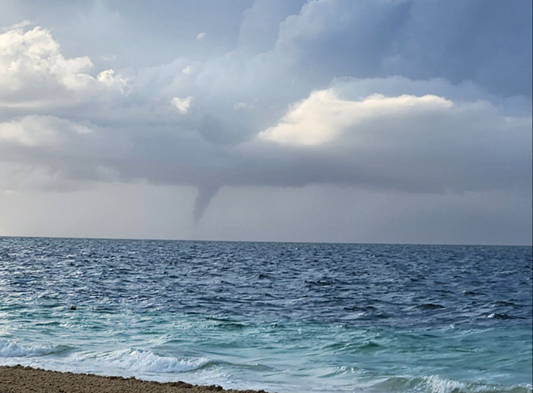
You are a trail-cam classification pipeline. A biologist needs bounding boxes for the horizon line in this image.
[1,234,531,248]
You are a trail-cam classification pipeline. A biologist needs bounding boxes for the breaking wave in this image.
[86,348,210,374]
[0,338,69,358]
[373,375,533,393]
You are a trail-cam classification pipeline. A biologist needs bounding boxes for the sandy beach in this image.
[0,366,270,393]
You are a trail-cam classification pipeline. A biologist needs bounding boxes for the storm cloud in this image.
[0,0,531,244]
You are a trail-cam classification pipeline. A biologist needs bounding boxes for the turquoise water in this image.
[0,238,531,392]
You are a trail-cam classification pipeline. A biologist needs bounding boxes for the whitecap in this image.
[0,338,66,358]
[422,375,532,393]
[87,349,210,374]
[373,374,533,393]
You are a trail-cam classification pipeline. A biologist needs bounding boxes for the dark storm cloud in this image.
[0,0,531,234]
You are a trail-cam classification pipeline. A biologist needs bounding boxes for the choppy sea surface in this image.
[0,238,531,393]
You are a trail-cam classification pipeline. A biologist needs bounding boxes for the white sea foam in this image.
[422,375,532,393]
[423,375,469,393]
[0,344,236,390]
[0,338,64,358]
[374,375,533,393]
[74,349,242,389]
[90,349,210,374]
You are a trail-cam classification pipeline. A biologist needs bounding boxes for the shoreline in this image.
[0,365,272,393]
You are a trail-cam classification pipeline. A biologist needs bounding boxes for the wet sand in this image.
[0,365,271,393]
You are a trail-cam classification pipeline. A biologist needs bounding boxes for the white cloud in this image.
[196,32,206,41]
[257,90,452,146]
[1,20,33,31]
[0,115,92,147]
[171,96,193,114]
[0,24,126,108]
[97,69,128,92]
[234,100,257,110]
[101,54,118,62]
[182,65,193,74]
[245,84,531,195]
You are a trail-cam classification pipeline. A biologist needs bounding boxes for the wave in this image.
[1,338,530,393]
[487,313,521,320]
[74,349,241,389]
[0,343,235,388]
[85,349,210,374]
[373,375,532,393]
[0,338,69,358]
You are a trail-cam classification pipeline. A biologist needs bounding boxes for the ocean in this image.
[0,237,531,393]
